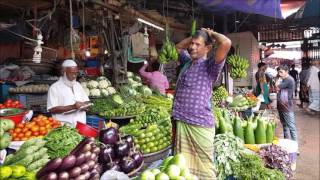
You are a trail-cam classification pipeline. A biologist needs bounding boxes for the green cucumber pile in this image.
[212,86,229,105]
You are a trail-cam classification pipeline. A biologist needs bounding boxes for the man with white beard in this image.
[47,59,90,126]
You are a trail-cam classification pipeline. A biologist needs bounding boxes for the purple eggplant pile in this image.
[98,127,144,175]
[36,137,102,180]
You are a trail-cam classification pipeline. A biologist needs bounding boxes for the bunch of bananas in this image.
[227,54,249,79]
[158,40,179,64]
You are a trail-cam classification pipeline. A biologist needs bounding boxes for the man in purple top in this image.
[173,28,231,179]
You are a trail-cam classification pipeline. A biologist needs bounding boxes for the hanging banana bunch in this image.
[158,23,179,64]
[227,45,250,79]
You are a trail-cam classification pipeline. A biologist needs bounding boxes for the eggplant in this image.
[84,151,92,162]
[86,160,96,171]
[103,160,120,172]
[98,145,115,163]
[122,135,134,148]
[74,174,86,180]
[58,171,69,180]
[75,154,86,166]
[131,151,143,168]
[119,156,136,174]
[114,140,130,158]
[68,167,82,178]
[58,154,76,171]
[70,138,92,156]
[40,172,58,180]
[80,163,90,174]
[99,127,119,145]
[37,158,62,178]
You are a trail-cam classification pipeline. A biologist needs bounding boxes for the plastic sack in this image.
[100,170,130,180]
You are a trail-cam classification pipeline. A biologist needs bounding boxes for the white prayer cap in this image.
[62,59,77,67]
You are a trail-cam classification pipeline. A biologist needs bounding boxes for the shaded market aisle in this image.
[274,104,320,180]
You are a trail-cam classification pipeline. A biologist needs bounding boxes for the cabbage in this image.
[128,78,136,85]
[87,80,99,89]
[127,71,134,78]
[133,75,142,82]
[90,89,101,97]
[139,85,152,96]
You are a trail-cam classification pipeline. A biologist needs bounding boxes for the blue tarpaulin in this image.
[195,0,283,19]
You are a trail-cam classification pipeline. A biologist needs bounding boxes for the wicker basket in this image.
[127,160,144,178]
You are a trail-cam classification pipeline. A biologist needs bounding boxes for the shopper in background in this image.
[47,59,90,127]
[289,64,299,97]
[254,62,270,109]
[276,65,298,145]
[173,28,231,179]
[298,62,310,108]
[307,60,320,112]
[139,57,169,95]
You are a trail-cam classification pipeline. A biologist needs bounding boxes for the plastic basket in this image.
[11,94,47,112]
[86,115,105,130]
[85,67,101,76]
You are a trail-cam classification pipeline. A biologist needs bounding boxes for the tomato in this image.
[29,122,36,126]
[37,120,46,127]
[13,137,19,141]
[14,128,22,133]
[39,127,46,131]
[17,124,24,128]
[13,100,19,105]
[32,132,40,136]
[5,99,13,104]
[40,129,47,135]
[12,132,17,137]
[25,123,33,129]
[17,133,24,138]
[21,137,28,141]
[0,104,4,109]
[9,129,14,134]
[22,128,28,133]
[45,124,52,129]
[31,126,40,132]
[25,131,32,137]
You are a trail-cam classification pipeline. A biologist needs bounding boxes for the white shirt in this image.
[47,78,89,126]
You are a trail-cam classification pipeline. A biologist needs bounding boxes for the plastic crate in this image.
[11,94,47,112]
[85,67,100,76]
[86,115,105,130]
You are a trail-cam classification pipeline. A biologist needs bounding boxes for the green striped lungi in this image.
[174,120,216,180]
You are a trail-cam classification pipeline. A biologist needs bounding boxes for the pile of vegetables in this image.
[37,137,102,180]
[98,127,144,175]
[230,153,285,180]
[227,51,249,79]
[245,92,258,107]
[91,94,146,118]
[9,84,49,94]
[44,125,83,159]
[259,145,293,179]
[214,108,276,144]
[119,71,153,96]
[0,99,24,109]
[213,133,244,180]
[139,153,198,180]
[228,95,250,111]
[133,107,170,127]
[4,138,50,172]
[212,86,229,106]
[0,165,36,180]
[81,76,116,98]
[142,95,173,112]
[9,114,61,141]
[0,119,14,150]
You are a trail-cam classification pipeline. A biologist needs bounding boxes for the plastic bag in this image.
[100,170,130,180]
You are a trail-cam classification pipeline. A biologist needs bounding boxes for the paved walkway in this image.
[274,102,319,180]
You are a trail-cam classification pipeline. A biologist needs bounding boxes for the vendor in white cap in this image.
[47,59,90,126]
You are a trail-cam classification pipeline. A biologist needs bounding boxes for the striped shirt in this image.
[173,50,225,127]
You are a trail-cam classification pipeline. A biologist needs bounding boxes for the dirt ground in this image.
[273,101,320,180]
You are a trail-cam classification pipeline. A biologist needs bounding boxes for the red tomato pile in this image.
[0,99,23,109]
[9,114,61,141]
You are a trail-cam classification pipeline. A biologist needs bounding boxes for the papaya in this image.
[244,121,255,144]
[255,119,267,144]
[233,117,244,141]
[266,123,274,143]
[218,116,227,134]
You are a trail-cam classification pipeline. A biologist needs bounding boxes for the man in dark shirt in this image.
[276,65,298,145]
[289,64,299,97]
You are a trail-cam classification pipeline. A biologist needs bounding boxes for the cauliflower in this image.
[101,89,109,97]
[98,80,110,89]
[83,87,90,96]
[127,71,134,78]
[90,89,101,97]
[80,82,87,88]
[87,80,99,89]
[107,87,116,95]
[97,76,107,81]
